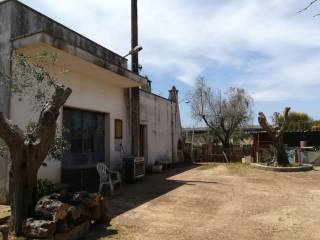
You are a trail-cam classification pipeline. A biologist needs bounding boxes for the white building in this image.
[0,0,183,203]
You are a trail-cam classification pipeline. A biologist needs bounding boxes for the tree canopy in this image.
[187,77,253,148]
[277,111,320,131]
[278,111,312,131]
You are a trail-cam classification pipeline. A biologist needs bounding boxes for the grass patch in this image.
[197,162,251,170]
[224,162,251,170]
[197,163,220,170]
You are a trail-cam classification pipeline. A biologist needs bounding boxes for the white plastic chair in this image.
[96,163,122,195]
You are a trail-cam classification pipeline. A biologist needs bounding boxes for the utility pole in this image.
[131,0,139,74]
[131,0,140,156]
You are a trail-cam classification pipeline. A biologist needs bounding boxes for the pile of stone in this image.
[22,191,106,239]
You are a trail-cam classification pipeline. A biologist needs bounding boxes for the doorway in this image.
[62,107,105,190]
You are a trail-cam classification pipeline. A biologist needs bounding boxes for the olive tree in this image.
[0,52,71,235]
[187,78,253,152]
[258,107,291,166]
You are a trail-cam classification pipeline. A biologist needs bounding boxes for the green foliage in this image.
[311,120,320,130]
[231,129,247,144]
[312,120,320,125]
[9,51,66,111]
[0,121,71,161]
[198,163,220,170]
[278,111,313,131]
[259,146,276,163]
[36,179,55,201]
[198,162,251,170]
[25,122,70,161]
[0,138,9,159]
[48,128,71,161]
[182,129,219,146]
[224,162,251,170]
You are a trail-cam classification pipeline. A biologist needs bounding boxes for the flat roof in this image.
[1,0,148,86]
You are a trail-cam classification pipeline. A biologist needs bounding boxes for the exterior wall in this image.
[0,0,183,199]
[140,90,182,167]
[0,0,13,115]
[0,0,13,204]
[7,0,127,68]
[9,54,131,183]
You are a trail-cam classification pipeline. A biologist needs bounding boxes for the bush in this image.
[259,146,275,163]
[35,179,54,201]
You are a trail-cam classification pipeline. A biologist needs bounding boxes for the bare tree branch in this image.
[187,78,252,148]
[33,86,72,168]
[0,113,24,153]
[258,112,273,136]
[277,107,291,138]
[202,115,224,144]
[298,0,319,13]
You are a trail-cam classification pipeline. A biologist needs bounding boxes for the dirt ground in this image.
[0,205,10,223]
[87,164,320,239]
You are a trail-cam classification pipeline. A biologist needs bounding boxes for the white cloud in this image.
[21,0,320,102]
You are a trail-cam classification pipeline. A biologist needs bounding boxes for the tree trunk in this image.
[222,139,230,150]
[274,136,289,166]
[10,153,38,235]
[0,86,72,236]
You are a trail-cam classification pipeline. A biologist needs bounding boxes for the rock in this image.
[35,197,71,222]
[22,218,56,239]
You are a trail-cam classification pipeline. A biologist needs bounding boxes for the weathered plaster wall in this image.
[0,1,13,115]
[9,48,131,183]
[0,0,13,204]
[140,90,182,167]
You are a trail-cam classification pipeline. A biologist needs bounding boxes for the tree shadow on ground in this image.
[86,222,118,239]
[87,163,211,239]
[105,164,199,217]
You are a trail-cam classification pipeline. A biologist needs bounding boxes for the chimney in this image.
[169,86,179,103]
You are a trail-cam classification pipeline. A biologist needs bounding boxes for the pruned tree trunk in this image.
[274,136,288,166]
[258,107,291,166]
[0,86,72,235]
[9,158,37,237]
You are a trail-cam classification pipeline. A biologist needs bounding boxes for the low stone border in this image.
[250,163,314,172]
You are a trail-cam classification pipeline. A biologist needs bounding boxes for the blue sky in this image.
[20,0,320,127]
